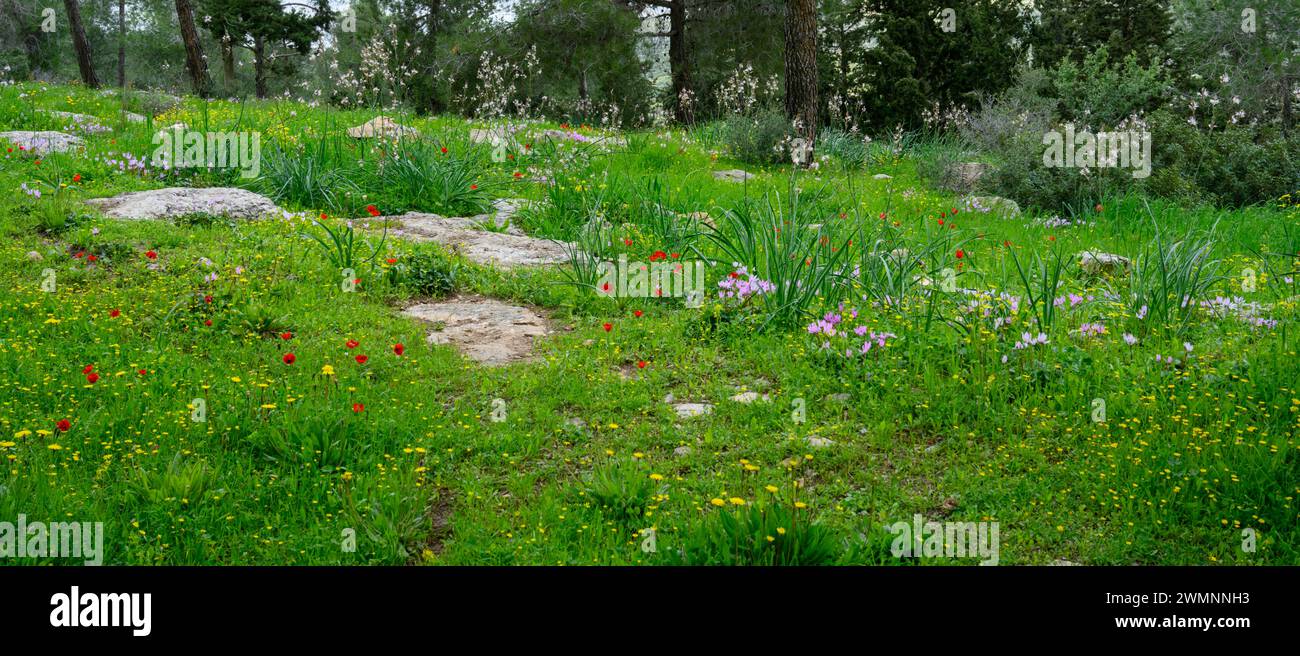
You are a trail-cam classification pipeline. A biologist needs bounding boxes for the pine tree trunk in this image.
[174,0,211,97]
[253,35,267,99]
[222,39,235,87]
[668,0,692,123]
[117,0,125,87]
[783,0,818,155]
[64,0,101,88]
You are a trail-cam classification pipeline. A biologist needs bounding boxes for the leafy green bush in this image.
[1146,109,1299,208]
[392,251,459,298]
[1052,45,1171,126]
[724,109,791,165]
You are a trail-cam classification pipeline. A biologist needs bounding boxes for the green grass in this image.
[0,82,1297,565]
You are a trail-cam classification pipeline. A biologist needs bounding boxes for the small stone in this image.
[805,436,834,448]
[713,169,754,183]
[566,418,587,429]
[1050,559,1081,566]
[662,393,675,404]
[673,403,713,418]
[26,251,43,261]
[729,391,769,404]
[872,173,893,180]
[673,446,692,457]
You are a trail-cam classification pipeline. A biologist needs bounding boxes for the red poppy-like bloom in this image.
[386,258,397,265]
[280,332,293,340]
[393,343,404,356]
[320,213,328,220]
[637,361,647,369]
[346,339,359,349]
[138,369,147,376]
[87,254,97,262]
[145,250,157,259]
[602,323,612,332]
[367,205,380,217]
[352,403,364,413]
[633,310,643,318]
[82,364,94,374]
[109,309,120,318]
[623,239,633,246]
[440,147,448,154]
[513,172,523,178]
[86,372,99,384]
[73,174,81,182]
[283,353,296,365]
[355,355,368,364]
[955,250,965,259]
[649,251,667,262]
[470,184,478,190]
[204,295,213,304]
[56,419,71,432]
[601,282,611,293]
[204,319,213,326]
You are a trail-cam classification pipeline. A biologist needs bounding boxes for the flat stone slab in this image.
[714,169,754,182]
[673,403,713,418]
[0,131,84,154]
[389,212,571,268]
[403,297,551,366]
[86,187,281,220]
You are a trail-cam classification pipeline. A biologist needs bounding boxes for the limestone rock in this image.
[713,169,754,183]
[86,187,280,221]
[389,212,572,268]
[0,131,84,154]
[673,403,713,419]
[403,297,551,366]
[347,116,419,139]
[1079,251,1132,276]
[961,195,1021,219]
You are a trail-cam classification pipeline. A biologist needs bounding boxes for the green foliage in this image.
[1052,45,1171,126]
[392,251,460,298]
[678,504,841,566]
[723,109,791,165]
[1146,109,1299,208]
[583,460,656,525]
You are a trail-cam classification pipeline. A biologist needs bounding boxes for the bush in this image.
[1146,109,1299,208]
[723,109,792,165]
[1051,45,1171,126]
[392,251,459,297]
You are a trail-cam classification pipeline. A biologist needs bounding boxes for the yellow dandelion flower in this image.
[710,498,726,507]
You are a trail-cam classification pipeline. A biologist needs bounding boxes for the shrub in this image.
[723,109,792,165]
[1051,45,1171,126]
[1146,109,1299,208]
[393,251,459,298]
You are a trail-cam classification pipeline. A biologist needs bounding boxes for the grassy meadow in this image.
[1,82,1297,565]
